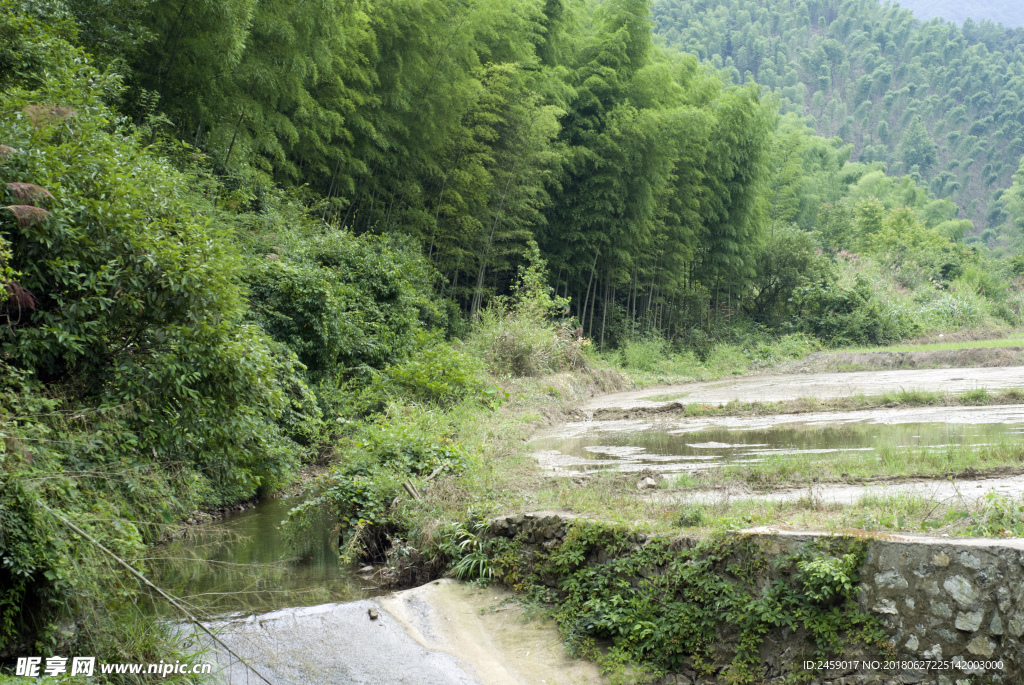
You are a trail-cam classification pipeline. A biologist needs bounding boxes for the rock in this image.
[966,636,995,658]
[943,576,978,607]
[954,609,984,632]
[997,587,1011,612]
[958,553,982,570]
[932,552,951,568]
[1008,614,1024,638]
[922,645,942,661]
[990,612,1003,636]
[637,477,659,490]
[904,634,919,651]
[872,599,898,615]
[368,608,379,620]
[875,571,908,590]
[359,565,374,574]
[930,601,952,619]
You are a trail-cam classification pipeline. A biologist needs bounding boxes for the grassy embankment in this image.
[383,332,1024,568]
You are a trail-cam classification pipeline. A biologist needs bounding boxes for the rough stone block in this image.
[875,570,909,590]
[990,612,1003,636]
[930,601,952,619]
[966,635,995,657]
[954,609,984,632]
[943,576,978,607]
[873,598,898,615]
[957,552,982,570]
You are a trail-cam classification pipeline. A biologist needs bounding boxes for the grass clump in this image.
[611,333,819,383]
[710,440,1024,490]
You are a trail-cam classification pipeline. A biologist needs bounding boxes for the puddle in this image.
[147,497,374,618]
[533,405,1024,475]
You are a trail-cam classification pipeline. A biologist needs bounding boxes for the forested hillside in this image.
[652,0,1024,236]
[4,0,1024,672]
[896,0,1024,28]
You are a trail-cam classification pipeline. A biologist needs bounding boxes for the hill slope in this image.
[653,0,1024,236]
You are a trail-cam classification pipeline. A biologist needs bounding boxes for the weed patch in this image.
[478,522,888,682]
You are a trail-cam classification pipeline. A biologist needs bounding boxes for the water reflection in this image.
[533,406,1024,474]
[145,497,374,618]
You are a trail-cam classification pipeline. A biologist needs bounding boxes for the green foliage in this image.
[488,522,886,681]
[290,420,469,546]
[437,515,496,581]
[746,225,831,324]
[964,492,1024,537]
[796,552,860,605]
[243,229,439,385]
[470,244,587,377]
[790,274,922,346]
[617,337,672,372]
[675,505,708,527]
[366,336,490,411]
[653,0,1024,230]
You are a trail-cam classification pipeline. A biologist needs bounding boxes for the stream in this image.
[148,499,593,684]
[148,496,374,618]
[144,367,1024,682]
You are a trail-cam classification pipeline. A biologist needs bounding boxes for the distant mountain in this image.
[895,0,1024,28]
[653,0,1024,230]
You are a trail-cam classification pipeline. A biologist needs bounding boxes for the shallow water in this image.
[147,497,373,617]
[532,404,1024,474]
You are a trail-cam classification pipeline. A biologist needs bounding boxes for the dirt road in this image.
[586,365,1024,412]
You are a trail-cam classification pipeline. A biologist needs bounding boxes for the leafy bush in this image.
[618,337,669,372]
[923,288,991,330]
[796,551,860,605]
[0,36,310,493]
[289,421,469,553]
[0,8,322,660]
[790,275,921,345]
[471,243,587,377]
[365,336,489,411]
[244,230,441,385]
[746,225,832,324]
[675,505,708,527]
[436,516,495,581]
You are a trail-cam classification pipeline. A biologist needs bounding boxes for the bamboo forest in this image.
[4,0,1024,681]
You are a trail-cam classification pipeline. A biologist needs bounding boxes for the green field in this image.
[837,334,1024,354]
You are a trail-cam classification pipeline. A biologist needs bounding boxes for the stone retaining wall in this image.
[487,513,1024,684]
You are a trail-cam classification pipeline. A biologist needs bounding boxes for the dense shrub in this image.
[244,230,441,386]
[470,244,587,377]
[790,275,922,345]
[0,9,317,659]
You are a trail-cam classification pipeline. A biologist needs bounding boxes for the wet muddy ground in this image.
[669,470,1024,507]
[533,405,1024,475]
[585,365,1024,412]
[542,365,1024,505]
